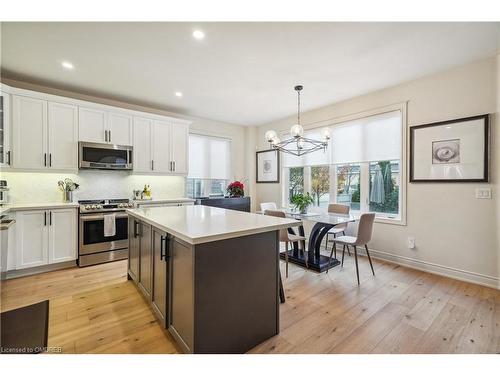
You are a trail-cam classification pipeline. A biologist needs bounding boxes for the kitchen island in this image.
[126,205,300,354]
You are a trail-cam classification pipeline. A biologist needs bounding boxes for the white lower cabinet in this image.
[15,208,77,270]
[48,209,78,264]
[15,210,48,269]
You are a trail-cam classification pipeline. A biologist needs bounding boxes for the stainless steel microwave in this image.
[79,142,133,170]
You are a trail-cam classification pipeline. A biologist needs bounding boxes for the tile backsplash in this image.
[0,170,186,203]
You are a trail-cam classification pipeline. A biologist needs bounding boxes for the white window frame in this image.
[281,102,407,226]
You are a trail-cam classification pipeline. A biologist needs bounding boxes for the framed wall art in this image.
[256,150,280,183]
[410,114,489,182]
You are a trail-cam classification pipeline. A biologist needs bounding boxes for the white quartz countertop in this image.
[127,205,301,245]
[133,198,196,205]
[0,202,79,215]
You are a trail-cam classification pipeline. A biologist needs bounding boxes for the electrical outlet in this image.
[408,237,415,249]
[475,188,492,199]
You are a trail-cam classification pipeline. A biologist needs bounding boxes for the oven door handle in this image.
[80,213,129,221]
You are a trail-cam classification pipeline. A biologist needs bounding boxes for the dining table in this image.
[282,211,356,273]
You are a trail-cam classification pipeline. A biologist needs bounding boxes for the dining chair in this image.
[327,213,376,285]
[325,203,351,259]
[260,202,278,213]
[264,209,306,277]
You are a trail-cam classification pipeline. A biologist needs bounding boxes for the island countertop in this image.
[127,205,301,245]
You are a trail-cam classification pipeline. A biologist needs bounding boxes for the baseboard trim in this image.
[5,261,77,280]
[357,247,499,290]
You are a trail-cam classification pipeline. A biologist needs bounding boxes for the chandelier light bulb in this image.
[290,124,304,138]
[265,130,278,142]
[322,128,331,141]
[271,136,280,145]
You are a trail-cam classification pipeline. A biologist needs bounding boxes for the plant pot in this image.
[63,191,73,203]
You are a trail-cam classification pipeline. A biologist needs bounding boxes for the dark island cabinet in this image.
[128,219,140,282]
[151,227,169,328]
[138,222,152,298]
[128,214,279,354]
[128,219,153,298]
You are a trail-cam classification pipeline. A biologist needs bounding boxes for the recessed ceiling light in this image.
[175,92,183,97]
[192,30,205,40]
[61,61,74,70]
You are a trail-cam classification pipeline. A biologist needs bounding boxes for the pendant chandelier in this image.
[265,85,330,157]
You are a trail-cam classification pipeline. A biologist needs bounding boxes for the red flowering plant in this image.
[227,181,244,198]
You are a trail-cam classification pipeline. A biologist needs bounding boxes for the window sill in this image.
[374,216,406,226]
[349,211,406,226]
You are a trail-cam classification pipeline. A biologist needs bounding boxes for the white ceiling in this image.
[1,22,499,126]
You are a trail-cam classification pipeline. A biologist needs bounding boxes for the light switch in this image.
[475,188,492,199]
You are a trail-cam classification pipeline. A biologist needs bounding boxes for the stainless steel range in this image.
[78,198,134,267]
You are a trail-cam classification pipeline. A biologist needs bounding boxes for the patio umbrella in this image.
[383,163,394,195]
[370,164,385,204]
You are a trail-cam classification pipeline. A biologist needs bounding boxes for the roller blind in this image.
[188,134,231,179]
[330,110,402,164]
[282,129,331,168]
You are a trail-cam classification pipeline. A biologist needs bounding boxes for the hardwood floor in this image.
[1,253,499,354]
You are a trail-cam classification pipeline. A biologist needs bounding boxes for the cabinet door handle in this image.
[49,211,52,226]
[173,161,176,171]
[105,130,108,142]
[160,235,165,261]
[49,153,52,167]
[7,151,11,165]
[44,153,47,167]
[151,160,154,170]
[134,220,139,237]
[44,211,47,226]
[109,130,111,143]
[162,235,169,261]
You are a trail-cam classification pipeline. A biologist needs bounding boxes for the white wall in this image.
[256,56,499,287]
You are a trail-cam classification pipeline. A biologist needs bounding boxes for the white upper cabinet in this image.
[78,107,107,143]
[133,117,154,173]
[48,102,78,170]
[7,85,190,175]
[133,117,189,175]
[12,95,77,171]
[152,120,172,173]
[48,208,78,263]
[170,122,189,174]
[0,89,11,167]
[108,112,133,145]
[12,95,48,170]
[79,108,133,145]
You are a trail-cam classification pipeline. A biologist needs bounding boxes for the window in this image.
[288,167,304,203]
[187,134,231,198]
[369,160,400,216]
[282,107,405,222]
[336,164,360,211]
[311,166,330,209]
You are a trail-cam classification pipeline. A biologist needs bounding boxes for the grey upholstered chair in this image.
[328,213,376,285]
[264,209,306,277]
[325,203,351,259]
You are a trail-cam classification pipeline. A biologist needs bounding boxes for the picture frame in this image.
[410,114,489,182]
[256,149,280,183]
